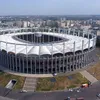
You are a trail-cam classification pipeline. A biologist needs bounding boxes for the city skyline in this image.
[0,0,100,15]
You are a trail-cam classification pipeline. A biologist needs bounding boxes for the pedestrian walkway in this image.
[23,77,37,92]
[80,70,98,84]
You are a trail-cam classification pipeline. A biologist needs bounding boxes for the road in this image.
[19,82,100,100]
[0,81,99,100]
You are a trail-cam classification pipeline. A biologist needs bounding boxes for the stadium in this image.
[0,28,97,74]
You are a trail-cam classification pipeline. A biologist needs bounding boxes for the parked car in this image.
[96,93,100,98]
[68,88,73,92]
[81,83,88,88]
[76,89,80,92]
[20,89,27,93]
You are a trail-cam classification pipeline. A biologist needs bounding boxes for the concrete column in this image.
[84,52,86,67]
[63,42,65,72]
[59,56,61,72]
[12,55,15,71]
[83,53,85,67]
[77,54,79,69]
[77,53,79,69]
[6,50,9,69]
[1,53,4,65]
[85,53,87,66]
[47,57,49,73]
[55,56,57,73]
[82,40,84,53]
[19,56,21,72]
[30,57,32,74]
[80,53,82,68]
[92,37,94,48]
[9,54,11,70]
[69,55,71,71]
[51,57,54,73]
[13,55,16,71]
[87,52,89,65]
[86,52,88,66]
[79,53,81,68]
[43,57,45,74]
[22,57,24,73]
[39,45,40,74]
[6,52,10,69]
[74,55,76,70]
[35,57,36,74]
[25,44,28,73]
[14,44,17,72]
[66,55,68,72]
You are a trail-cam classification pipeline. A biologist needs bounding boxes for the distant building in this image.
[60,22,66,28]
[22,21,30,28]
[96,20,100,25]
[14,21,23,28]
[97,30,100,36]
[81,25,91,30]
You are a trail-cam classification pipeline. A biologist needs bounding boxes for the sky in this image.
[0,0,100,15]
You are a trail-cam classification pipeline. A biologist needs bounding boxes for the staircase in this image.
[23,77,37,92]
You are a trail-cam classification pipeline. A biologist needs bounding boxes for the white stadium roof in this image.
[0,32,94,56]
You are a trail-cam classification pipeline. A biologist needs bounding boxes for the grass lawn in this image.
[36,73,88,91]
[0,70,25,90]
[87,62,100,80]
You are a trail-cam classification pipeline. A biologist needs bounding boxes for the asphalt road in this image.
[0,96,14,100]
[0,81,99,100]
[18,82,100,100]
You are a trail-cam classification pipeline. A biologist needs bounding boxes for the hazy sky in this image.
[0,0,100,15]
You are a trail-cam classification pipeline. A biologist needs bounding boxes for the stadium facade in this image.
[0,28,97,74]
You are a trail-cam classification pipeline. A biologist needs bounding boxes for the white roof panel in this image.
[39,46,51,55]
[28,46,39,55]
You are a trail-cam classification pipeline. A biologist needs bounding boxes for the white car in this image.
[96,93,100,99]
[68,89,73,92]
[20,90,27,93]
[76,89,80,92]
